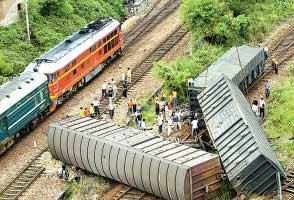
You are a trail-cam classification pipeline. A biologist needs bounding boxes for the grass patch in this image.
[263,77,294,167]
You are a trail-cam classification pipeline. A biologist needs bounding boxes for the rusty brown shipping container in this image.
[48,116,223,200]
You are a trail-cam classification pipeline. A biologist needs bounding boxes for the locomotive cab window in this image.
[49,73,56,83]
[90,45,96,53]
[103,38,106,43]
[72,59,76,67]
[98,41,102,47]
[65,65,70,72]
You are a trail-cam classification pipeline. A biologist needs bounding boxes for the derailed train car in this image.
[198,75,286,195]
[48,116,223,200]
[189,45,265,111]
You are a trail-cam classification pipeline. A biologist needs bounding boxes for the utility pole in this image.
[25,0,30,42]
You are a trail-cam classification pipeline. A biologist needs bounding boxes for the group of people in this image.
[251,81,271,118]
[79,97,101,118]
[155,91,182,136]
[58,163,81,183]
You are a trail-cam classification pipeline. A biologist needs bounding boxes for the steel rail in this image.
[112,186,146,200]
[0,147,48,200]
[97,26,188,117]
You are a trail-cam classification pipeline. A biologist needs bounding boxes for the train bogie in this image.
[48,116,223,200]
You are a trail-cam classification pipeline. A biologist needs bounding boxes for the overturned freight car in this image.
[48,116,223,200]
[189,45,265,111]
[198,75,286,196]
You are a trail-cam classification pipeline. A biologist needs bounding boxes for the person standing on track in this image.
[259,97,266,118]
[108,102,115,119]
[265,81,271,98]
[121,73,126,84]
[272,58,278,74]
[108,83,113,104]
[122,81,128,98]
[127,67,132,83]
[93,98,100,116]
[113,82,117,99]
[101,81,107,97]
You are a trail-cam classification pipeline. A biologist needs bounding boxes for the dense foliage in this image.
[153,0,294,101]
[153,42,224,101]
[0,0,125,83]
[264,77,294,166]
[180,0,294,45]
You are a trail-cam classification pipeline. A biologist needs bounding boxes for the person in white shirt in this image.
[164,105,169,121]
[93,98,100,116]
[167,117,173,136]
[113,83,117,99]
[191,119,198,136]
[141,119,146,132]
[157,113,163,135]
[252,104,258,116]
[108,103,115,119]
[101,81,107,97]
[188,78,194,86]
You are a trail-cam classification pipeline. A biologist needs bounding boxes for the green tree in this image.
[40,0,74,16]
[180,0,249,45]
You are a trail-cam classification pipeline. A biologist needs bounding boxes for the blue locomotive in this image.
[0,71,50,155]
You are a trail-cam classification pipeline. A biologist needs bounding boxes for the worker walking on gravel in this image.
[127,67,132,83]
[264,45,269,59]
[93,98,100,116]
[108,83,113,103]
[259,97,266,118]
[265,81,271,98]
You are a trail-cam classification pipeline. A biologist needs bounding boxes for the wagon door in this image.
[0,117,8,142]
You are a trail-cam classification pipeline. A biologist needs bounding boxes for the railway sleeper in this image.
[285,188,294,194]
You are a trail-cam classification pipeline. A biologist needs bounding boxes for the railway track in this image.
[0,147,48,200]
[112,187,146,200]
[263,171,294,200]
[123,0,181,49]
[98,26,188,116]
[248,24,294,92]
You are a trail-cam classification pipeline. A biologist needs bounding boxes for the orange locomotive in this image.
[25,18,123,111]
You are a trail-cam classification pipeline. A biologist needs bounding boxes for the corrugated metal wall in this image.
[198,75,286,196]
[48,116,223,200]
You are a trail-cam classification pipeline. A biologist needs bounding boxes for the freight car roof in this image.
[193,45,264,89]
[49,116,219,168]
[0,71,48,115]
[48,117,222,200]
[198,75,286,194]
[25,18,120,74]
